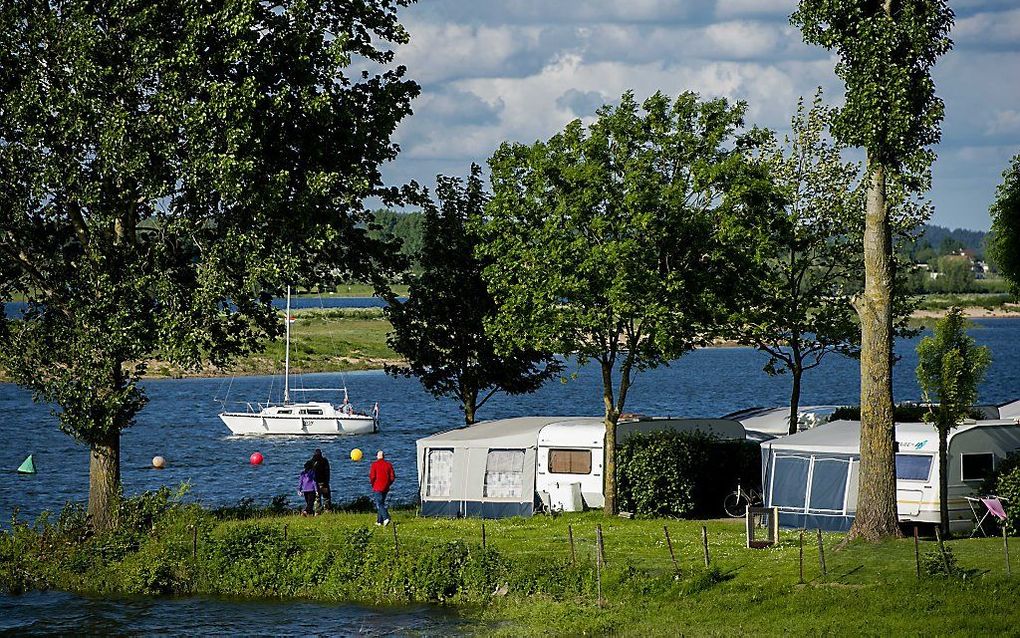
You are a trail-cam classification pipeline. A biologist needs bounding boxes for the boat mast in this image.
[284,285,291,404]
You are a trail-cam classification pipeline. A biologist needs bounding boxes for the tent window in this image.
[772,456,810,509]
[484,449,526,498]
[548,449,592,474]
[961,453,994,481]
[809,458,849,511]
[426,449,454,497]
[896,454,933,481]
[846,461,859,513]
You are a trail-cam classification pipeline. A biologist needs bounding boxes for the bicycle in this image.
[723,482,762,517]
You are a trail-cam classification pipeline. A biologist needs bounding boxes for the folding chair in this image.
[964,495,1009,538]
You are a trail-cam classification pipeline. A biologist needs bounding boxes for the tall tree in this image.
[478,91,778,514]
[916,307,991,536]
[988,153,1020,297]
[792,0,954,540]
[0,0,417,530]
[734,91,862,434]
[384,165,562,425]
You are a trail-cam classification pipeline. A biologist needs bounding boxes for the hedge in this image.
[616,431,761,518]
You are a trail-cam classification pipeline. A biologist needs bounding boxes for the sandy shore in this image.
[911,304,1020,319]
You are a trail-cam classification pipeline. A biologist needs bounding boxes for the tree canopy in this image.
[988,153,1020,298]
[733,91,862,435]
[385,165,562,425]
[478,90,780,513]
[0,0,418,529]
[916,306,991,535]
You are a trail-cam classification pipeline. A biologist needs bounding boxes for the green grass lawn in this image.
[291,283,409,298]
[11,501,1013,637]
[267,511,1018,636]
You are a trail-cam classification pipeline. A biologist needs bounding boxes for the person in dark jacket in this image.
[310,448,331,513]
[298,461,317,516]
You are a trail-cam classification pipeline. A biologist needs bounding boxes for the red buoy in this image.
[250,451,264,466]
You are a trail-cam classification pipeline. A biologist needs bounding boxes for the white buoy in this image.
[152,455,166,469]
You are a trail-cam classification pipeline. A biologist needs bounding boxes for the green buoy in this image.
[17,454,36,475]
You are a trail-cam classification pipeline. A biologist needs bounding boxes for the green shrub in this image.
[922,545,964,578]
[616,431,760,518]
[831,404,986,422]
[212,523,300,594]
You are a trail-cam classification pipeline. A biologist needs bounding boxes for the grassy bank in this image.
[143,308,399,378]
[3,493,1017,636]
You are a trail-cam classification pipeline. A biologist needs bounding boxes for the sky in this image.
[377,0,1020,232]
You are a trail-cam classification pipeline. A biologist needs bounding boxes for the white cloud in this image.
[954,8,1020,47]
[376,0,1019,230]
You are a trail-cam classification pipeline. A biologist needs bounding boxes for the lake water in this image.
[1,318,1019,632]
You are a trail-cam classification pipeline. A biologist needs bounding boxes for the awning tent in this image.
[761,420,936,531]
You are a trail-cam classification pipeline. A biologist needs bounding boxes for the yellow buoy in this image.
[152,455,166,469]
[350,448,363,462]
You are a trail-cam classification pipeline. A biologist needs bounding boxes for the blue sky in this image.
[379,0,1019,231]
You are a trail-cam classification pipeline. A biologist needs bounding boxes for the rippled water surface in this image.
[1,318,1018,633]
[0,591,463,636]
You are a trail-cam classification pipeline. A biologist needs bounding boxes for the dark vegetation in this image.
[617,432,761,518]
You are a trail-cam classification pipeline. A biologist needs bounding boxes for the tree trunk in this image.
[939,427,949,537]
[600,361,620,515]
[88,428,121,532]
[788,365,803,436]
[848,157,902,541]
[463,390,478,425]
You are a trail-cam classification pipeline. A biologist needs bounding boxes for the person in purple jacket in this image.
[298,460,317,516]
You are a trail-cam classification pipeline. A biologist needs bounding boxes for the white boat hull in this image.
[220,412,377,436]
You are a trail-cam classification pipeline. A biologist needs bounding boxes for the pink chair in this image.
[965,495,1010,537]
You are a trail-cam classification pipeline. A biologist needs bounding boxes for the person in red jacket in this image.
[369,450,395,526]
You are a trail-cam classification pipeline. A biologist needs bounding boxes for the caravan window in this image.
[808,458,850,511]
[896,454,933,481]
[961,453,994,481]
[548,449,592,474]
[426,449,454,497]
[484,449,526,498]
[771,456,810,509]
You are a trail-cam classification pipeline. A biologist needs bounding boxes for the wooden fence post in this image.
[913,526,921,579]
[664,526,679,575]
[597,524,606,565]
[701,525,710,568]
[568,525,576,565]
[595,527,604,608]
[798,530,804,584]
[1004,526,1011,577]
[816,529,826,577]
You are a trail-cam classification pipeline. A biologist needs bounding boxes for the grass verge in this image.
[3,491,1018,636]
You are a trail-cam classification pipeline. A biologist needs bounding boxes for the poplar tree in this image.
[792,0,954,540]
[988,154,1020,297]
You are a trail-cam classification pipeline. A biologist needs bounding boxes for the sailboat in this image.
[219,287,379,435]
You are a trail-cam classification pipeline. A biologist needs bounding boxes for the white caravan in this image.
[416,415,746,518]
[761,418,1020,532]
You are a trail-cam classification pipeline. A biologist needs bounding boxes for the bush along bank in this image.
[0,488,718,605]
[5,488,1020,636]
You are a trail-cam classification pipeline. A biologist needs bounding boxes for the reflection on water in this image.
[0,591,464,636]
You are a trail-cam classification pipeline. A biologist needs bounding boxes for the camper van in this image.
[761,418,1020,532]
[416,415,745,518]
